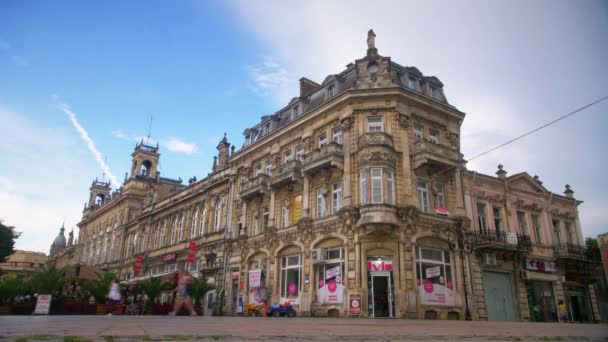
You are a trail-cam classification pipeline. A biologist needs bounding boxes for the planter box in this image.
[0,305,11,315]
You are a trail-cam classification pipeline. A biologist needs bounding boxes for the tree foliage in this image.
[0,220,20,263]
[138,277,173,305]
[190,275,214,315]
[586,237,601,262]
[81,272,117,303]
[0,275,25,304]
[29,266,66,296]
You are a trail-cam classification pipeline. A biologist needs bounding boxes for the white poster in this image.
[318,264,343,304]
[418,280,455,306]
[425,266,441,278]
[248,269,263,305]
[34,294,52,315]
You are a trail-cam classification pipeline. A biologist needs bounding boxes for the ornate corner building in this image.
[49,32,599,322]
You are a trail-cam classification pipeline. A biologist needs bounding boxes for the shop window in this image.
[493,207,502,234]
[284,149,292,162]
[360,170,368,205]
[428,128,439,144]
[316,247,345,304]
[416,247,454,307]
[371,168,383,203]
[332,181,342,214]
[281,254,302,302]
[295,144,304,162]
[333,127,342,145]
[517,211,528,235]
[319,132,328,148]
[532,214,542,244]
[414,123,424,142]
[367,116,383,132]
[417,180,429,212]
[317,188,326,218]
[477,203,488,234]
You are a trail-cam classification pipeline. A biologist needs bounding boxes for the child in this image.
[558,300,568,323]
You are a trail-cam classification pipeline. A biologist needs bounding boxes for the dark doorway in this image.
[373,275,389,317]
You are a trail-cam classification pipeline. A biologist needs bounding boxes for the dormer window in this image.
[408,77,417,90]
[265,122,271,135]
[291,105,299,119]
[327,85,335,98]
[245,134,251,145]
[430,86,438,98]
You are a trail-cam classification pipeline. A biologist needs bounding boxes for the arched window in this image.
[177,215,185,242]
[159,221,166,247]
[200,206,207,236]
[214,199,223,231]
[191,210,199,239]
[171,217,178,244]
[95,194,105,206]
[140,160,152,177]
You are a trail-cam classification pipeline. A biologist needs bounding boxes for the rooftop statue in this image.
[367,29,376,49]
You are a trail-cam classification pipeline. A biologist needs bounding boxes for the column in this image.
[340,116,352,207]
[302,175,310,218]
[268,190,276,227]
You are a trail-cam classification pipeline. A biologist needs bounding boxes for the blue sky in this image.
[1,0,607,253]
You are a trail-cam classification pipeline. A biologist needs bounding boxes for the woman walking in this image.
[107,277,121,315]
[170,270,196,316]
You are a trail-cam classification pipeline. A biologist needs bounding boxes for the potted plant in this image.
[190,275,214,316]
[28,266,66,314]
[81,272,117,315]
[0,275,23,315]
[138,277,173,315]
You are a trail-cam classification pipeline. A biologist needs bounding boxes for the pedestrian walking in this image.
[107,277,121,315]
[558,300,569,322]
[169,270,196,316]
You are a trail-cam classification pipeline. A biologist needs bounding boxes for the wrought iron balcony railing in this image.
[473,229,532,253]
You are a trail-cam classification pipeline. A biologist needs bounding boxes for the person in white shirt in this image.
[107,278,121,315]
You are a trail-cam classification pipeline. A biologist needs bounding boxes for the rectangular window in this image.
[565,222,574,243]
[265,123,271,135]
[477,203,488,234]
[255,163,263,176]
[265,160,272,176]
[408,77,417,90]
[517,211,528,235]
[327,85,335,98]
[187,259,200,273]
[371,168,383,204]
[281,201,289,228]
[387,170,394,205]
[553,220,561,244]
[414,123,424,142]
[317,248,345,304]
[428,128,439,144]
[416,247,453,306]
[292,105,299,119]
[332,181,342,214]
[262,207,269,232]
[332,127,342,145]
[367,116,383,132]
[317,188,326,218]
[360,170,367,205]
[280,254,301,301]
[532,214,542,244]
[318,132,328,148]
[252,212,259,235]
[417,180,429,213]
[493,207,502,234]
[165,263,178,272]
[434,183,445,209]
[295,144,304,162]
[245,135,251,145]
[284,149,292,162]
[430,86,437,98]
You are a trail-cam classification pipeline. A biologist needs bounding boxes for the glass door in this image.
[370,271,393,318]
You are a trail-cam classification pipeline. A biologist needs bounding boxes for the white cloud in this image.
[53,95,120,187]
[0,107,93,254]
[111,129,158,145]
[246,56,295,104]
[165,137,198,155]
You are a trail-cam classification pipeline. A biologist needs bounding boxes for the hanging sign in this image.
[134,255,144,275]
[506,232,518,245]
[187,241,196,263]
[163,253,177,262]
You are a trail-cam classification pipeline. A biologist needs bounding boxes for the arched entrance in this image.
[366,249,395,318]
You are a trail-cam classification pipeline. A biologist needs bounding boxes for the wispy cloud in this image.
[111,129,157,145]
[165,137,198,155]
[53,95,119,187]
[246,56,295,104]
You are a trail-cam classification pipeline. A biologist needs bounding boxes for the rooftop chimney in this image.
[299,78,321,98]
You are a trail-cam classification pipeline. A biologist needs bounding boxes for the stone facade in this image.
[49,34,595,321]
[0,250,47,276]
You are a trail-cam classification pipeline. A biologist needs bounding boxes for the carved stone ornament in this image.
[337,206,361,227]
[398,205,419,234]
[395,112,410,129]
[454,216,471,230]
[358,151,396,166]
[297,217,315,244]
[340,116,353,131]
[446,131,459,146]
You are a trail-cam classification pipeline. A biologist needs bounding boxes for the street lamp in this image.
[448,218,474,321]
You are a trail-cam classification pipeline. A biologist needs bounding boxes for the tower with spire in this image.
[49,224,67,256]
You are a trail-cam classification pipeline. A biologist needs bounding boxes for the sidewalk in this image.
[0,316,606,341]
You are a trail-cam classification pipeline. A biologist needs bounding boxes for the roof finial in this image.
[367,29,376,49]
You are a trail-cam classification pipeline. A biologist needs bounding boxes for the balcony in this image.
[302,142,344,175]
[358,132,394,149]
[412,139,458,170]
[554,243,587,262]
[239,174,269,200]
[269,160,302,188]
[356,204,401,235]
[474,229,532,253]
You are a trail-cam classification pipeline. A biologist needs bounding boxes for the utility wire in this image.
[466,94,608,162]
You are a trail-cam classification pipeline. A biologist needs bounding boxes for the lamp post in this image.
[448,218,474,321]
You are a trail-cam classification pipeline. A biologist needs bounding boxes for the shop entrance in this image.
[565,286,591,322]
[370,272,393,317]
[482,271,517,321]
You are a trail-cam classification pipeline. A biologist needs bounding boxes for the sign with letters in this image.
[34,294,52,315]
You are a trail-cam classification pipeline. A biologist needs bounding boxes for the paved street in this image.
[0,316,606,341]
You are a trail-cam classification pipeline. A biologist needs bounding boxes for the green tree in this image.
[586,237,601,262]
[81,272,117,303]
[0,275,25,304]
[190,276,214,315]
[138,277,173,314]
[0,220,20,263]
[29,266,66,296]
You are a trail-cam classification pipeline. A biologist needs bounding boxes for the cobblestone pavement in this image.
[0,316,606,341]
